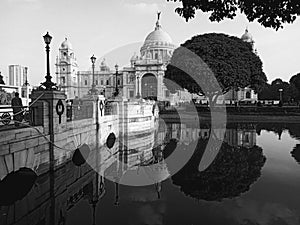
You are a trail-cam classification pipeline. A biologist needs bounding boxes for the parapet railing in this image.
[0,106,32,129]
[104,101,118,116]
[67,100,94,122]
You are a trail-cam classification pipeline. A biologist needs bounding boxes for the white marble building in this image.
[55,14,258,103]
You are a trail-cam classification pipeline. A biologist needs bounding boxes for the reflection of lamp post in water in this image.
[114,182,120,206]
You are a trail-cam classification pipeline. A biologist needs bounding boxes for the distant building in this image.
[8,65,28,87]
[55,38,79,100]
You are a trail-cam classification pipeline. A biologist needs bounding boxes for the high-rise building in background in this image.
[8,65,28,86]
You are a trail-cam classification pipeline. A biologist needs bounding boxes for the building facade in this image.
[55,14,258,103]
[8,65,28,87]
[55,38,79,100]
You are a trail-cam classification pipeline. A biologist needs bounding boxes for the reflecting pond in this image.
[1,120,300,225]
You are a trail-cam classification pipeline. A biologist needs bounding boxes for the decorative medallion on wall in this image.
[56,99,65,124]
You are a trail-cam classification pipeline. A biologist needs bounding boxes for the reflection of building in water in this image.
[0,161,105,225]
[156,122,257,148]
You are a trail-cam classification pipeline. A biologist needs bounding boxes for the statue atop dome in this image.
[140,12,175,63]
[157,11,161,20]
[155,11,162,30]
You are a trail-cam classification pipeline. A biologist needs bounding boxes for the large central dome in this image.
[140,12,175,62]
[144,28,173,44]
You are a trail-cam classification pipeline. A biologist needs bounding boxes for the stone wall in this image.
[0,90,120,180]
[0,160,101,225]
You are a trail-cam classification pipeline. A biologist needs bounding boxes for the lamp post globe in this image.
[43,32,52,45]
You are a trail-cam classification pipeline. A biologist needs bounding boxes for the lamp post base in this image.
[39,80,57,91]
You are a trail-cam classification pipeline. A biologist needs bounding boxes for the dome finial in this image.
[155,11,162,30]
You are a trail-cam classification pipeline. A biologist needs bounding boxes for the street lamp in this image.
[114,64,119,96]
[279,88,283,103]
[89,54,98,95]
[40,32,56,90]
[136,75,141,98]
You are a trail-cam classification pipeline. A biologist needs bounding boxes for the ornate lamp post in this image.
[136,75,140,98]
[114,64,119,96]
[89,54,98,95]
[40,32,56,90]
[279,88,283,103]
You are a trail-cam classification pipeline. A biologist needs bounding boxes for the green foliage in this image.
[164,33,267,99]
[167,0,300,30]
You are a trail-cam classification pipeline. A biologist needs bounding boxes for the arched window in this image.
[84,80,87,85]
[106,80,109,85]
[246,92,251,99]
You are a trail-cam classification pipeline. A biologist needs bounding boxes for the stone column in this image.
[136,72,141,98]
[157,71,164,101]
[30,89,67,171]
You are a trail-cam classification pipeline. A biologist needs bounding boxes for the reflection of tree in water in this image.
[287,124,300,140]
[171,139,266,201]
[255,122,300,141]
[256,123,286,139]
[291,144,300,164]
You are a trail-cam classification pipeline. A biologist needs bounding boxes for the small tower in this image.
[241,27,255,50]
[55,38,78,99]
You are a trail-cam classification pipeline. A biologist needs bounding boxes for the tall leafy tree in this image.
[258,78,298,102]
[167,0,300,30]
[164,33,267,104]
[289,73,300,100]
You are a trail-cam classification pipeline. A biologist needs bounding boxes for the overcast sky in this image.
[0,0,300,85]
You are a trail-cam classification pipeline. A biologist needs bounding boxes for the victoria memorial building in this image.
[55,13,258,104]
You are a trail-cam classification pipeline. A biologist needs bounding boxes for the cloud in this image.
[124,2,161,15]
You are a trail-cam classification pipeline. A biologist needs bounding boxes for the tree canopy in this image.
[258,78,298,102]
[167,0,300,30]
[289,73,300,100]
[164,33,267,102]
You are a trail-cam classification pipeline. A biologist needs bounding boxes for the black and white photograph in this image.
[0,0,300,225]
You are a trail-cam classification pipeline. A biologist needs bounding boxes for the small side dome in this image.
[241,28,254,44]
[61,38,72,49]
[100,58,110,72]
[130,52,138,61]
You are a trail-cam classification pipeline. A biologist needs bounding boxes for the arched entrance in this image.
[141,74,157,100]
